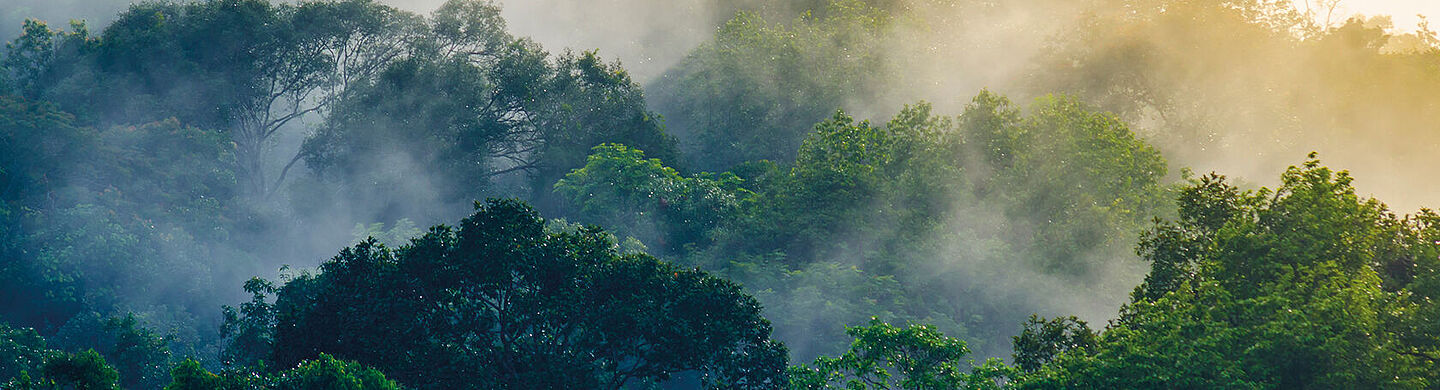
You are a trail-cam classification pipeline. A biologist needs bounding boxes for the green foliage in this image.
[788,319,1011,390]
[0,19,96,98]
[993,94,1170,274]
[271,354,400,390]
[723,103,961,269]
[0,319,138,390]
[555,143,748,253]
[220,277,277,367]
[649,92,1170,360]
[11,0,1440,387]
[0,96,93,330]
[83,0,422,195]
[0,0,429,196]
[8,349,122,390]
[112,319,176,386]
[0,95,238,356]
[1015,157,1440,388]
[0,95,94,206]
[0,320,49,382]
[226,199,787,389]
[93,119,237,237]
[6,312,181,389]
[1009,316,1095,373]
[527,51,681,205]
[165,359,241,390]
[166,354,400,390]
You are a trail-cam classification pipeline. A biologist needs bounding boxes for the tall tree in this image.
[301,1,677,219]
[8,0,423,197]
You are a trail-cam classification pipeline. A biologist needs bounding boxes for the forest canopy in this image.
[2,0,1438,388]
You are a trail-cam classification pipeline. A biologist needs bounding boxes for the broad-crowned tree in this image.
[226,199,788,389]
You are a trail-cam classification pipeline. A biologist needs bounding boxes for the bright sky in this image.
[1305,0,1440,31]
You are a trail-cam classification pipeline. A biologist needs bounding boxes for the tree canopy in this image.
[224,199,788,389]
[4,0,1440,388]
[1012,156,1440,388]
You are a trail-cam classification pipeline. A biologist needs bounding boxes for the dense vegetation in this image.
[2,0,1438,388]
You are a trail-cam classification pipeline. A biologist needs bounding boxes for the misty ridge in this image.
[1,0,1438,388]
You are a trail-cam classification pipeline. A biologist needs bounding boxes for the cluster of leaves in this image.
[165,354,400,390]
[789,319,1011,390]
[1011,157,1440,387]
[554,143,749,253]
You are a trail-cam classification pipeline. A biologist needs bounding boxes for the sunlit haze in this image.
[1304,0,1440,30]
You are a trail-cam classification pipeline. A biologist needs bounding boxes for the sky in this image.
[6,1,1439,47]
[1307,0,1440,31]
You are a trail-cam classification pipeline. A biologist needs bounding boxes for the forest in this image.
[1,0,1438,388]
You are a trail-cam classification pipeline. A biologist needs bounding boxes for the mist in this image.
[468,0,1440,212]
[3,0,1440,387]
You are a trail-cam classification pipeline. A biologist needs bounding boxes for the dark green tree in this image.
[226,199,787,389]
[166,354,400,390]
[1009,315,1095,373]
[0,320,49,383]
[6,349,121,390]
[301,1,676,218]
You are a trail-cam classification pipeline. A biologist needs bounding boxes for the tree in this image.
[788,318,1011,390]
[0,320,49,383]
[980,94,1170,275]
[166,354,400,390]
[7,349,121,390]
[165,360,243,390]
[297,0,537,205]
[526,51,680,208]
[302,7,677,217]
[554,143,748,253]
[0,19,98,98]
[220,278,278,367]
[1010,315,1096,373]
[46,314,175,389]
[1014,156,1440,388]
[226,199,788,389]
[7,0,422,197]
